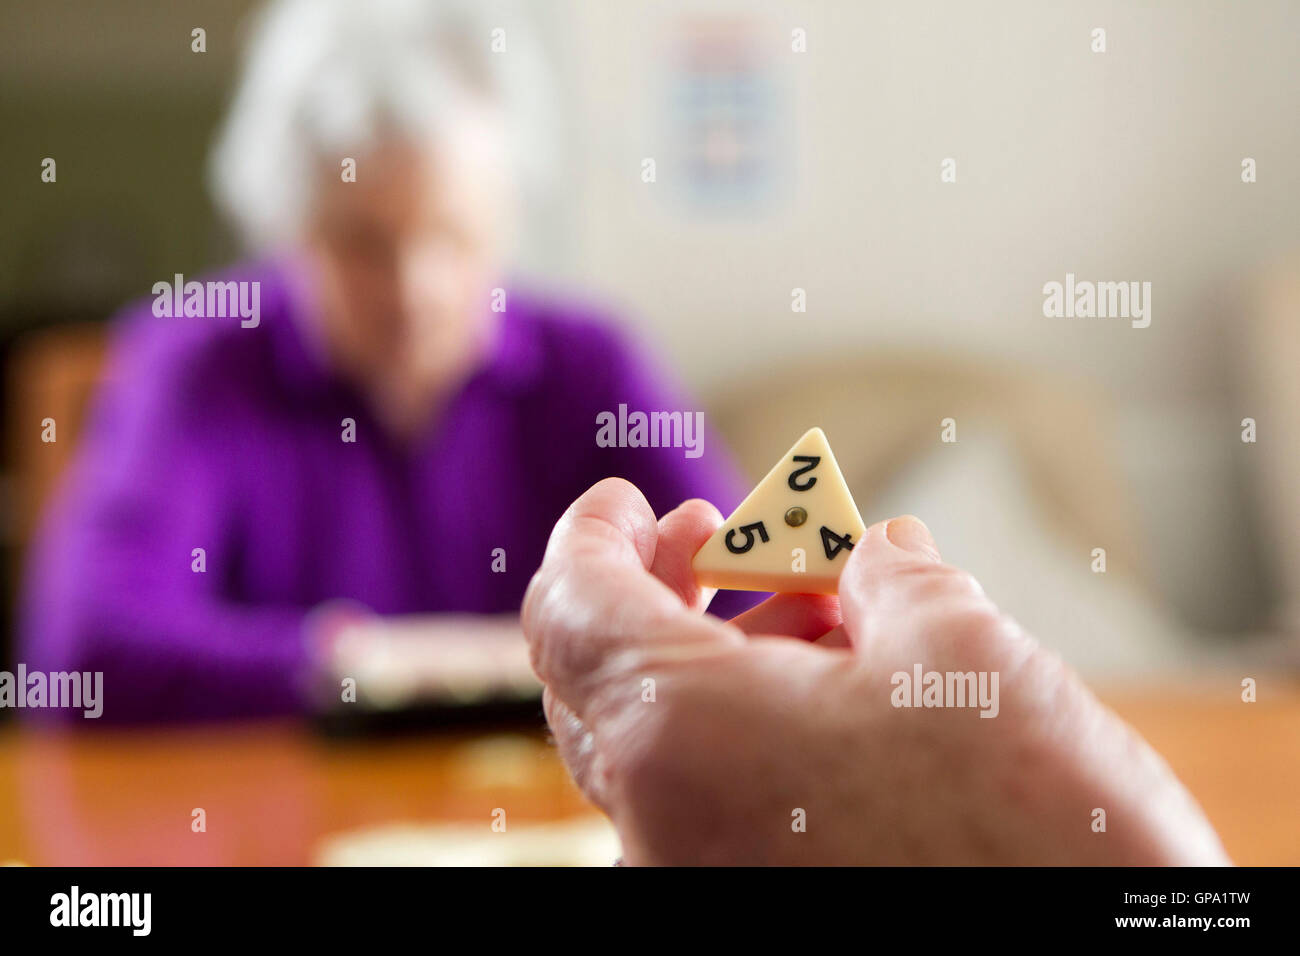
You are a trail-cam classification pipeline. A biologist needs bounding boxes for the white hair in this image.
[209,0,553,250]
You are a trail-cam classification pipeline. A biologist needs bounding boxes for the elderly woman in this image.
[20,0,751,721]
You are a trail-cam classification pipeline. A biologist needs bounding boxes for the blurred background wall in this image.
[2,1,1297,677]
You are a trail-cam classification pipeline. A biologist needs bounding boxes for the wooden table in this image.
[1,684,1296,865]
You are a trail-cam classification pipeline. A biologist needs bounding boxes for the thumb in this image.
[838,515,992,655]
[880,514,941,563]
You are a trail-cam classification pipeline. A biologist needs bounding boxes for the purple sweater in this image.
[19,259,755,722]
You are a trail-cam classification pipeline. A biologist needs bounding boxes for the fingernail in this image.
[886,516,940,561]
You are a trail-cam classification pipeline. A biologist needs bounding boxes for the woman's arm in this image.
[18,321,315,723]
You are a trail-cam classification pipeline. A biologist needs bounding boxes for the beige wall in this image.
[554,0,1298,398]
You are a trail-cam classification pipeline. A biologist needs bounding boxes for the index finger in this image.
[522,478,740,719]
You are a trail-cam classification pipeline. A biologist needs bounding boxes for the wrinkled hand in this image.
[523,478,1229,865]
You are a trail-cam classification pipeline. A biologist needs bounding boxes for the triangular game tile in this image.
[693,427,866,594]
